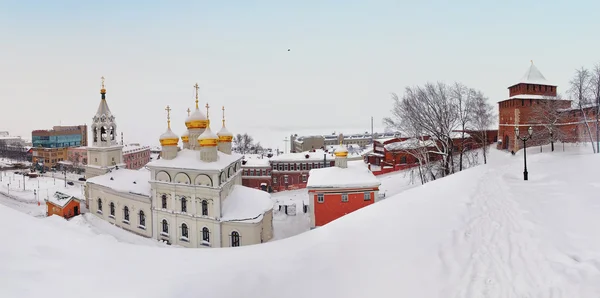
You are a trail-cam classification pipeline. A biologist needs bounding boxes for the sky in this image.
[1,0,600,151]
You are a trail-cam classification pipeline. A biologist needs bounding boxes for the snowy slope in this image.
[2,146,600,298]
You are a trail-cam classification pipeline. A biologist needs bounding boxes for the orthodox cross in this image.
[222,106,226,126]
[205,103,210,119]
[101,76,105,89]
[187,108,191,117]
[165,105,172,128]
[194,83,200,109]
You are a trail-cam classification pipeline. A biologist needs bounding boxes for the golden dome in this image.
[185,108,208,129]
[334,144,348,157]
[198,126,218,147]
[181,130,190,143]
[160,105,179,146]
[217,106,233,142]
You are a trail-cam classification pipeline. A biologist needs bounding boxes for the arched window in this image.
[110,202,115,216]
[97,199,102,211]
[231,231,240,247]
[181,197,187,213]
[162,219,168,234]
[161,194,167,209]
[202,227,210,242]
[139,210,145,227]
[123,206,130,221]
[202,200,208,216]
[181,223,189,239]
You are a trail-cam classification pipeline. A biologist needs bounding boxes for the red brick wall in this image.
[508,83,557,97]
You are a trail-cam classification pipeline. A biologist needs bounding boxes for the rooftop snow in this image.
[147,149,242,171]
[512,63,556,86]
[220,185,274,223]
[46,191,79,208]
[507,94,558,100]
[384,138,436,151]
[307,162,380,189]
[86,168,151,197]
[242,157,271,167]
[271,150,335,162]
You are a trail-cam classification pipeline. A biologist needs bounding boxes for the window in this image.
[181,223,189,239]
[302,174,307,182]
[302,163,307,170]
[341,194,348,202]
[109,202,115,217]
[283,175,288,184]
[162,219,169,234]
[284,164,288,171]
[290,164,295,171]
[181,197,187,213]
[278,164,283,171]
[273,177,278,184]
[139,210,146,227]
[400,156,407,164]
[202,200,208,216]
[123,206,130,222]
[97,199,102,211]
[308,163,312,170]
[202,227,210,243]
[364,192,371,201]
[317,194,324,203]
[231,231,240,247]
[161,194,167,209]
[262,169,266,176]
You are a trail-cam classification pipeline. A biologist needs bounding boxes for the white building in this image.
[85,81,274,247]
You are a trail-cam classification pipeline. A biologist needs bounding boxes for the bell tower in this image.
[85,77,125,179]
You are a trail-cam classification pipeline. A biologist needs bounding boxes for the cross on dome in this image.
[187,108,191,117]
[194,83,200,109]
[165,105,172,129]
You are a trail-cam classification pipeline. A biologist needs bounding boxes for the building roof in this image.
[507,94,557,100]
[271,150,335,162]
[46,191,79,208]
[220,185,274,223]
[122,144,150,154]
[512,63,556,87]
[384,138,436,151]
[242,156,271,167]
[95,98,113,118]
[146,149,241,171]
[307,162,380,189]
[86,168,152,197]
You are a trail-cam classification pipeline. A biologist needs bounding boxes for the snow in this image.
[122,144,151,154]
[271,150,335,162]
[186,107,207,122]
[515,63,556,86]
[147,149,242,171]
[242,157,270,167]
[384,138,436,151]
[198,126,218,140]
[220,185,274,223]
[307,162,380,189]
[159,128,179,141]
[508,94,557,100]
[46,191,79,208]
[450,131,472,139]
[217,125,233,137]
[86,168,151,197]
[2,145,600,297]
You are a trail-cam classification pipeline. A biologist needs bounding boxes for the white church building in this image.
[85,79,274,248]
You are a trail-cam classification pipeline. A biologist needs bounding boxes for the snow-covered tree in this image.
[590,63,600,153]
[469,91,494,164]
[569,67,596,153]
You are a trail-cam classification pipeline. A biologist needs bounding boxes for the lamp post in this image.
[515,126,534,181]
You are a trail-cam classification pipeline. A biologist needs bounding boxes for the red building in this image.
[241,156,272,191]
[46,191,81,219]
[498,62,599,151]
[122,144,151,170]
[270,150,335,192]
[364,137,405,166]
[307,145,381,228]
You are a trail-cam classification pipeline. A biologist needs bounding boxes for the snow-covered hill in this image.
[2,146,600,298]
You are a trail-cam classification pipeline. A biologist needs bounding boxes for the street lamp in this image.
[515,126,534,181]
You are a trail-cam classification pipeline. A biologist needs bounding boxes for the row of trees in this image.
[233,133,265,154]
[529,63,600,152]
[383,82,494,184]
[0,140,29,162]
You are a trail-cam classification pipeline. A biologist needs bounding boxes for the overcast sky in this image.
[1,0,599,150]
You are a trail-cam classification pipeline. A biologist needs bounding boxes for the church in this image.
[84,79,274,248]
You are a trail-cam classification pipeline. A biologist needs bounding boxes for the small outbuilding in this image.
[46,191,81,219]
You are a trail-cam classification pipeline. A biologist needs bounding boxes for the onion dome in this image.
[181,130,189,143]
[217,106,233,142]
[198,126,218,147]
[334,144,348,157]
[185,108,208,129]
[160,128,179,146]
[160,105,179,146]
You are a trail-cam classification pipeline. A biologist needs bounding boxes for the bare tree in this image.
[469,91,495,164]
[451,83,475,171]
[591,63,600,153]
[233,133,260,154]
[529,96,568,152]
[569,67,596,153]
[384,83,460,178]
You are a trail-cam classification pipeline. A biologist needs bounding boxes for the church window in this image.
[123,206,130,222]
[162,219,169,234]
[231,231,240,247]
[139,211,146,227]
[97,199,103,212]
[201,200,208,216]
[181,223,189,240]
[202,227,210,243]
[181,197,187,213]
[161,194,167,209]
[109,202,115,217]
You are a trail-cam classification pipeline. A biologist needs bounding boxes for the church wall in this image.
[88,183,153,238]
[261,210,274,242]
[154,210,221,248]
[222,221,261,247]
